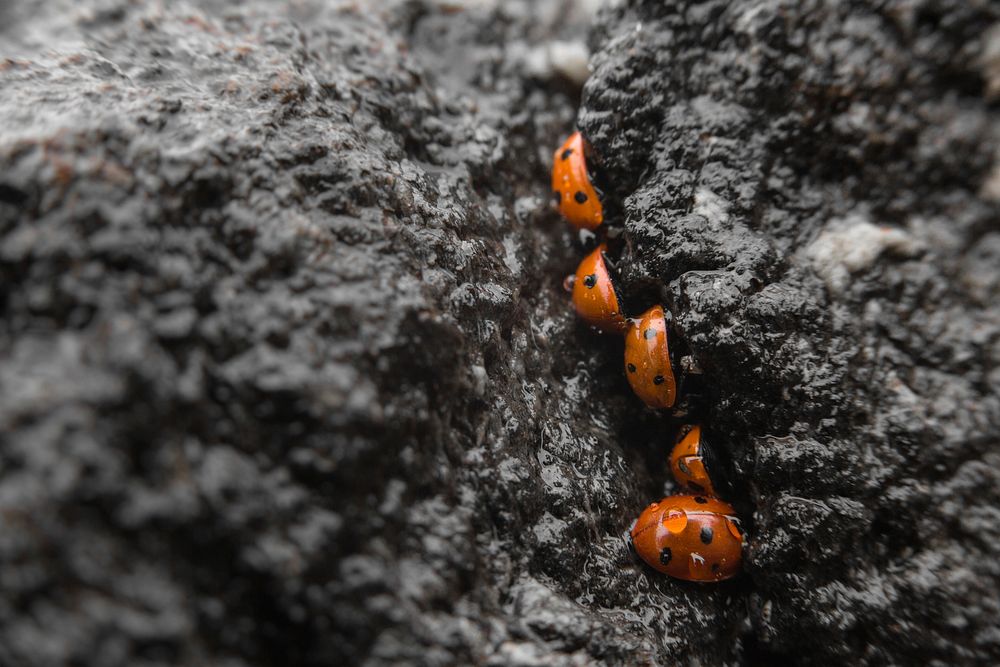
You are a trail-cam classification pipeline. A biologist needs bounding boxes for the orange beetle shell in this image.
[572,244,627,334]
[551,132,604,231]
[630,495,743,582]
[624,305,677,408]
[670,425,717,497]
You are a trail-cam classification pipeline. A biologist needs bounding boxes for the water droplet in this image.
[662,508,688,534]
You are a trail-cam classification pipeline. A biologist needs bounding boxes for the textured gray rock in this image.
[581,1,1000,664]
[0,0,998,665]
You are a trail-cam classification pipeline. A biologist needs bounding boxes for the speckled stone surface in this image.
[1,1,998,665]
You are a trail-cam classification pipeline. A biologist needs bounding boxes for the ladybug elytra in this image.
[624,305,677,409]
[630,494,743,582]
[551,131,604,231]
[669,424,718,497]
[571,243,627,334]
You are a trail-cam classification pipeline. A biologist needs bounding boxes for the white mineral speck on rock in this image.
[470,364,488,397]
[548,40,590,85]
[980,149,1000,202]
[692,187,730,224]
[520,40,589,85]
[978,22,1000,100]
[805,214,924,293]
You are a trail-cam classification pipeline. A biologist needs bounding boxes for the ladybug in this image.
[571,243,628,334]
[629,494,744,582]
[624,305,677,409]
[551,131,604,230]
[669,424,718,497]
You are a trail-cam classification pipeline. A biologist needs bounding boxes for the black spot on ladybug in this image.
[659,547,672,565]
[644,328,656,340]
[700,527,714,544]
[653,375,665,385]
[627,363,636,373]
[553,190,561,205]
[583,274,597,288]
[574,191,588,204]
[694,496,708,504]
[561,148,573,160]
[712,563,720,573]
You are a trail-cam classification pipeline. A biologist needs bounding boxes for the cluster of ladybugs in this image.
[552,132,745,583]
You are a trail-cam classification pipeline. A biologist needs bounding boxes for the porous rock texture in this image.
[0,1,998,666]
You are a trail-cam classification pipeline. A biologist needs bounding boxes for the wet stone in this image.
[580,0,1000,665]
[0,0,998,666]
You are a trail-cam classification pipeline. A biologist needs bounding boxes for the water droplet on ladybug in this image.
[663,508,688,534]
[563,274,575,292]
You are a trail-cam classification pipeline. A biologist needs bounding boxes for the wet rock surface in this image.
[0,1,998,665]
[582,1,1000,664]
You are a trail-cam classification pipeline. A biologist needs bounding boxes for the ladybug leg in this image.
[578,228,597,245]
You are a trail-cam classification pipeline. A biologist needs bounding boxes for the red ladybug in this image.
[630,495,743,582]
[551,132,604,230]
[669,425,717,497]
[571,243,627,334]
[624,305,677,409]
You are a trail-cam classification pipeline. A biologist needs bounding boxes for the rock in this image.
[0,0,998,666]
[581,0,1000,664]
